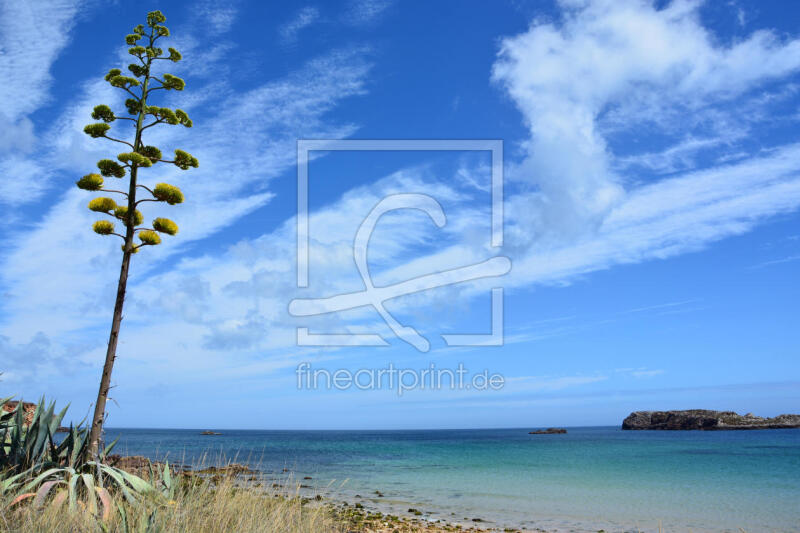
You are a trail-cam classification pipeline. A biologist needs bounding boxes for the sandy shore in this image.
[113,457,691,533]
[328,501,539,532]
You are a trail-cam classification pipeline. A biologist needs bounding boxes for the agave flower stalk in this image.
[77,10,198,456]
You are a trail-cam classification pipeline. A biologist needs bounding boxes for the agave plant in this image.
[2,459,157,517]
[0,397,156,517]
[0,396,71,473]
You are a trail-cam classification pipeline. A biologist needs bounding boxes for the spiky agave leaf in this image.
[20,467,67,493]
[1,471,29,495]
[93,464,136,504]
[33,480,63,508]
[68,471,79,511]
[81,473,98,515]
[9,493,35,508]
[95,486,113,520]
[26,399,55,462]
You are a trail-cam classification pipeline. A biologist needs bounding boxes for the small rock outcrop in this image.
[528,427,567,434]
[2,401,36,425]
[200,430,222,435]
[622,410,800,430]
[1,401,69,432]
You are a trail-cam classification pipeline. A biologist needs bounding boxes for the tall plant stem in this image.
[87,32,153,457]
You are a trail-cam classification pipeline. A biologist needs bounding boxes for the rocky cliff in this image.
[622,410,800,430]
[1,400,37,425]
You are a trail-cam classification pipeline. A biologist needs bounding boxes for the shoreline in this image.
[155,460,717,533]
[115,458,543,532]
[108,453,786,533]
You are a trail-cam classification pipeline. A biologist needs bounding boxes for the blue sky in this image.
[1,0,799,429]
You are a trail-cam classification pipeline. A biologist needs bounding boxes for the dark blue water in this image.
[105,427,800,532]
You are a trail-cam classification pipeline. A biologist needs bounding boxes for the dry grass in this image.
[0,472,345,533]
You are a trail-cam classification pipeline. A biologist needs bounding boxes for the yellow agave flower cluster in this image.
[75,10,197,254]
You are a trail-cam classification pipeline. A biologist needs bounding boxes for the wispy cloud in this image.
[493,0,800,243]
[0,0,82,120]
[615,367,665,379]
[505,374,608,392]
[0,13,372,365]
[748,254,800,269]
[279,6,321,44]
[341,0,392,26]
[490,0,800,290]
[0,0,83,203]
[195,0,239,36]
[616,300,702,316]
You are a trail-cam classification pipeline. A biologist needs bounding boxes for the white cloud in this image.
[342,0,392,26]
[0,0,83,203]
[0,0,82,119]
[506,145,800,287]
[492,0,800,243]
[0,116,35,155]
[505,374,608,392]
[0,42,371,349]
[629,369,664,378]
[279,6,320,44]
[616,135,741,174]
[195,1,238,36]
[0,157,48,206]
[748,253,800,270]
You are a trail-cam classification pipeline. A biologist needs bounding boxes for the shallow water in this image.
[105,426,800,531]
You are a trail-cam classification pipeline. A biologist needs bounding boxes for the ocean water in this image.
[104,427,800,532]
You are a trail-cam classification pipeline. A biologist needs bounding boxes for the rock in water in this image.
[528,428,567,434]
[621,410,800,430]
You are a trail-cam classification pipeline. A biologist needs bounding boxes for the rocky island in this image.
[528,428,567,434]
[622,410,800,430]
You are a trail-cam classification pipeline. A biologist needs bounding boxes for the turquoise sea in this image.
[105,427,800,532]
